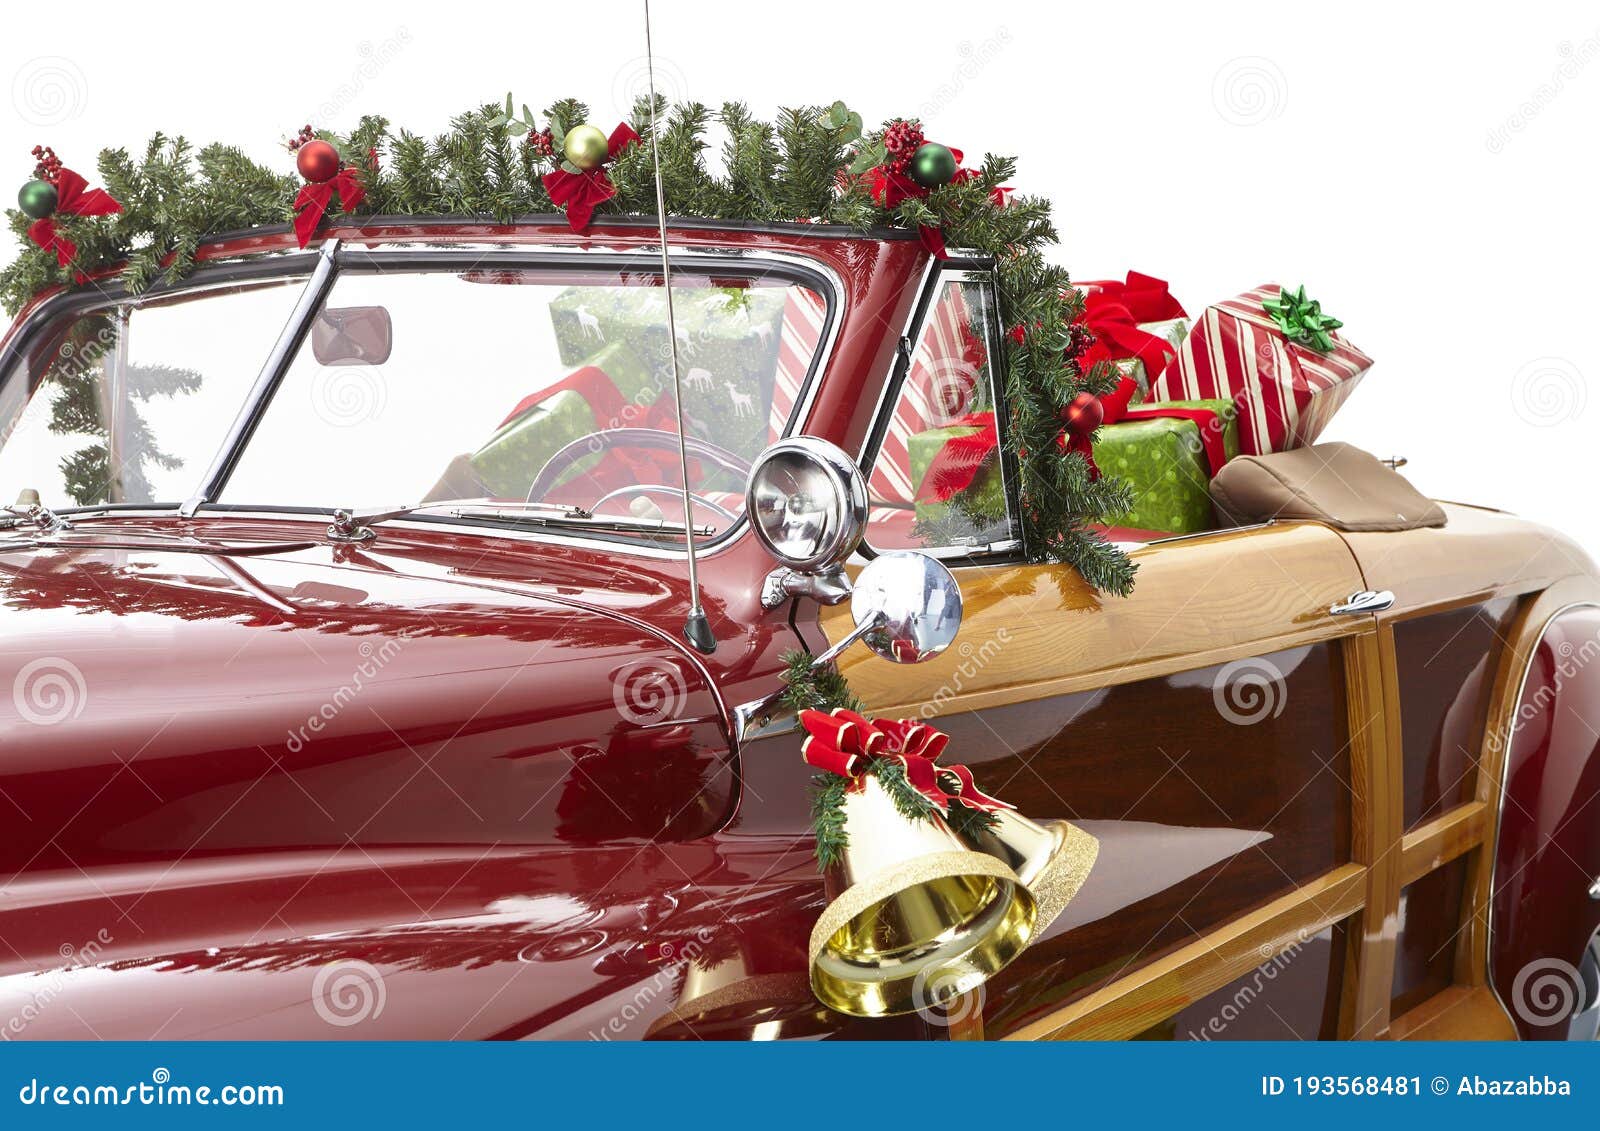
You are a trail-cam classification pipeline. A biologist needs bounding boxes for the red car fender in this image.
[1490,604,1600,1039]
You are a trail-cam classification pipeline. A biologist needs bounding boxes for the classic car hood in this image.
[0,530,734,873]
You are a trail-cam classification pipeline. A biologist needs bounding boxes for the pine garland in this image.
[2,96,1135,594]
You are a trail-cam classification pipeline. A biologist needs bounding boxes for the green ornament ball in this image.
[17,179,57,221]
[908,143,957,189]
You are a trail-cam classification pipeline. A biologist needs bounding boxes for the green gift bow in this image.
[1262,285,1343,353]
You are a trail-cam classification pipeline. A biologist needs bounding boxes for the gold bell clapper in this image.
[800,709,1043,1018]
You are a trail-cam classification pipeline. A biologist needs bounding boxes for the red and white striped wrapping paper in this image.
[1150,284,1373,456]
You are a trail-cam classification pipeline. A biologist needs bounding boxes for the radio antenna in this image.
[644,0,715,654]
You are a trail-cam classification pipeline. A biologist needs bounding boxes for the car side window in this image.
[0,281,306,509]
[865,274,1017,554]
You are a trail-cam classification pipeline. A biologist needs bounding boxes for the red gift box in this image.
[1150,283,1372,456]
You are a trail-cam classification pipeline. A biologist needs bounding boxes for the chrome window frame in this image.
[855,257,1024,563]
[0,239,846,562]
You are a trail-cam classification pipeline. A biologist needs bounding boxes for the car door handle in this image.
[1330,589,1395,615]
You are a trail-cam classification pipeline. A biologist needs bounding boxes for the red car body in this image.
[0,219,1595,1042]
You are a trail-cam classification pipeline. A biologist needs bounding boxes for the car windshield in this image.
[0,261,831,544]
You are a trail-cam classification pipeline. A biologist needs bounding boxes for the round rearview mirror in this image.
[850,551,963,665]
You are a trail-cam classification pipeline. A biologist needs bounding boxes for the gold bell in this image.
[808,774,1037,1018]
[959,809,1099,934]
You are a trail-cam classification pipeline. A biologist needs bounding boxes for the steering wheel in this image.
[590,484,739,521]
[526,427,752,517]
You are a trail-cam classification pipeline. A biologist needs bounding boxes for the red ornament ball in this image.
[296,139,340,184]
[1062,391,1104,435]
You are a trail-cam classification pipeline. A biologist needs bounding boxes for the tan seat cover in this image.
[1208,442,1447,532]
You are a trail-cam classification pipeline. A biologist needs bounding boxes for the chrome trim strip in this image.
[181,240,342,516]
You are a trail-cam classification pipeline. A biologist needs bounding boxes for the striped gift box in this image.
[1150,284,1372,456]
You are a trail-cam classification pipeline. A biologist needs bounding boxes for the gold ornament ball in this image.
[563,124,610,171]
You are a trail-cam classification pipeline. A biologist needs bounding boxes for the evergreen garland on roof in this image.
[2,95,1135,595]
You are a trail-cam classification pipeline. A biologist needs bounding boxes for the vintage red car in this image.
[0,216,1595,1041]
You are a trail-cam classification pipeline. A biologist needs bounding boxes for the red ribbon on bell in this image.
[541,123,641,232]
[798,707,1012,813]
[293,167,366,249]
[27,168,122,279]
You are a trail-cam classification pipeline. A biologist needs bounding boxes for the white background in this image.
[2,0,1595,557]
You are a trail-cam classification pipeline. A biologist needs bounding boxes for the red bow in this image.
[867,147,968,260]
[1078,294,1183,392]
[799,707,1012,814]
[293,167,366,249]
[26,168,121,279]
[541,124,641,232]
[1076,270,1187,322]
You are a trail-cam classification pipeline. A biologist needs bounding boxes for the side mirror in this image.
[312,306,393,366]
[732,550,964,743]
[849,551,963,664]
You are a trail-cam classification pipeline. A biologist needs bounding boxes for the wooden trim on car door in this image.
[1003,864,1367,1041]
[1337,630,1403,1039]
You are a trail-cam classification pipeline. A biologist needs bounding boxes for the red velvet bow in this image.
[1077,270,1187,322]
[294,167,366,249]
[799,708,1012,813]
[541,124,641,232]
[26,168,122,279]
[1077,296,1181,393]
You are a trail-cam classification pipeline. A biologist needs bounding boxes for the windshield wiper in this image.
[326,499,713,543]
[450,506,715,538]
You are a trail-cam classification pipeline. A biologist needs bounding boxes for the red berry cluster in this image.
[527,129,555,159]
[30,145,62,184]
[1068,320,1097,362]
[881,119,925,176]
[285,125,316,153]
